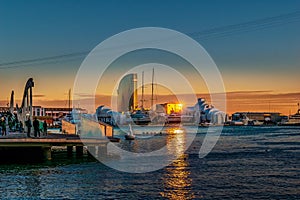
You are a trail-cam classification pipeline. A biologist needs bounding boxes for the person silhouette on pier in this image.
[33,117,40,137]
[25,117,32,137]
[1,117,6,136]
[19,121,23,132]
[43,120,47,136]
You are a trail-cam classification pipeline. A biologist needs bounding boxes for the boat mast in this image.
[141,71,144,110]
[151,68,154,109]
[68,88,71,114]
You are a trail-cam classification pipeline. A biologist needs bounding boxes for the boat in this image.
[166,113,182,124]
[278,106,300,126]
[125,124,135,140]
[229,120,246,126]
[131,110,151,125]
[247,120,264,126]
[166,114,194,124]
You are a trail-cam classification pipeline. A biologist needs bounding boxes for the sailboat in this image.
[125,123,135,140]
[131,70,151,125]
[278,103,300,126]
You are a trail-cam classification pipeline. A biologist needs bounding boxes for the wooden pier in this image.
[0,78,117,162]
[0,133,109,161]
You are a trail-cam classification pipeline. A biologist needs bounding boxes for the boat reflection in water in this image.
[160,128,195,199]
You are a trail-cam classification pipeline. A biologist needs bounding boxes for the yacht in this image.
[279,108,300,126]
[131,110,151,125]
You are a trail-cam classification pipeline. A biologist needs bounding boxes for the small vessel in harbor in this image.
[125,124,135,140]
[166,113,182,124]
[279,106,300,126]
[247,119,264,126]
[131,110,151,125]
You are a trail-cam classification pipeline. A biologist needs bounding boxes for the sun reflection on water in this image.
[160,130,196,199]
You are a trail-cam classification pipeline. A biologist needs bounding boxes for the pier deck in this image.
[0,134,107,147]
[0,132,108,161]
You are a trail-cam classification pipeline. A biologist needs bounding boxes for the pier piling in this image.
[76,146,83,156]
[67,146,73,156]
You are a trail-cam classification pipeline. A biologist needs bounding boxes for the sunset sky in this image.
[0,0,300,115]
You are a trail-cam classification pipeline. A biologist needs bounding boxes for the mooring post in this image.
[67,146,73,157]
[42,147,52,160]
[76,146,83,156]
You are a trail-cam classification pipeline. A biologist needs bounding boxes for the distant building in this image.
[44,107,72,119]
[156,103,183,114]
[32,106,45,117]
[232,112,282,123]
[0,107,9,112]
[32,106,87,119]
[117,73,138,112]
[153,100,227,125]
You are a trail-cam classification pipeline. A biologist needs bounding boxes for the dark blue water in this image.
[0,126,299,199]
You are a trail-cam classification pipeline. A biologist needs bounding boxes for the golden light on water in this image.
[173,129,184,134]
[160,130,195,199]
[166,127,185,135]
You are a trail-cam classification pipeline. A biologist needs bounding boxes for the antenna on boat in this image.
[68,88,71,114]
[151,68,154,109]
[141,71,144,110]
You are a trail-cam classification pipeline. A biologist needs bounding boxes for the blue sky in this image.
[1,0,299,61]
[0,0,300,106]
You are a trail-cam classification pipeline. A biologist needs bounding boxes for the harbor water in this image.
[0,126,299,199]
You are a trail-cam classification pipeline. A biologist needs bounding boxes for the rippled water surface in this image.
[0,126,299,199]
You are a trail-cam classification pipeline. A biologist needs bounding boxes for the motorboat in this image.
[247,120,264,126]
[131,110,151,125]
[278,108,300,126]
[166,113,182,123]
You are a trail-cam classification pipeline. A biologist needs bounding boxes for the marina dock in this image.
[0,133,109,161]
